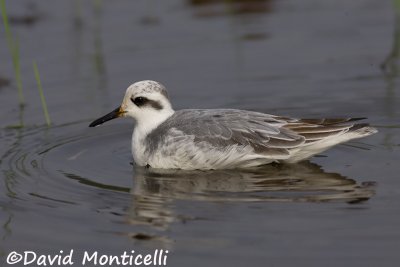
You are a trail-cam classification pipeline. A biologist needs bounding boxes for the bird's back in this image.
[139,109,377,169]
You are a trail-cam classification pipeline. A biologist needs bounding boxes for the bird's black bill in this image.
[89,106,124,127]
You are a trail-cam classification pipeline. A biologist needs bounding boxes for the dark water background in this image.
[0,1,399,266]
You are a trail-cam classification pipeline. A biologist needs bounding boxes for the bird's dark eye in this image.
[131,96,147,106]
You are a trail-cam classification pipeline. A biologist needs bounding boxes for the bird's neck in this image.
[134,108,175,138]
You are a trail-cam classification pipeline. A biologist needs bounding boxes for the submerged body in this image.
[89,81,377,170]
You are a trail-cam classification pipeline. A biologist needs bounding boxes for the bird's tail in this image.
[347,123,378,139]
[283,122,377,163]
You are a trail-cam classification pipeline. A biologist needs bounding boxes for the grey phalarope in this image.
[89,80,377,170]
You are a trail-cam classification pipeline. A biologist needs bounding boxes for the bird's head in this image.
[89,80,174,132]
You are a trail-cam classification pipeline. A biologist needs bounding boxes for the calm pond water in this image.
[1,1,399,266]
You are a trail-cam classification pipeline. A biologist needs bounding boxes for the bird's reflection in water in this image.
[127,162,375,230]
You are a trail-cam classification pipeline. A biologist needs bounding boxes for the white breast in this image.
[131,130,149,167]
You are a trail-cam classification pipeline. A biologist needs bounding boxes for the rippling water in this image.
[1,121,376,233]
[1,0,399,266]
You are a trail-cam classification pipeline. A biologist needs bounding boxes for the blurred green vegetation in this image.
[0,0,25,107]
[33,61,51,126]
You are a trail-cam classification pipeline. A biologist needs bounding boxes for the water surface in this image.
[0,1,399,266]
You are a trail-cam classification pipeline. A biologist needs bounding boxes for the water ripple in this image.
[0,121,376,245]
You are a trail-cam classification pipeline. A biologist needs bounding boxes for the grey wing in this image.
[148,110,372,161]
[163,109,306,158]
[284,117,368,143]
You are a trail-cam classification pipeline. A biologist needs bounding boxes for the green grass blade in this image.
[13,39,24,105]
[0,0,25,106]
[0,0,12,48]
[33,61,51,126]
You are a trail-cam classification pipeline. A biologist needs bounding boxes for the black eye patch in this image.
[131,96,148,106]
[131,96,163,110]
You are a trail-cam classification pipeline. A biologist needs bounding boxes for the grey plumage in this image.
[89,80,377,170]
[144,109,373,165]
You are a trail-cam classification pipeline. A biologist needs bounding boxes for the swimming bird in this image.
[89,80,377,170]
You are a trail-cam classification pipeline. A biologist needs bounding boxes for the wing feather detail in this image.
[146,109,369,158]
